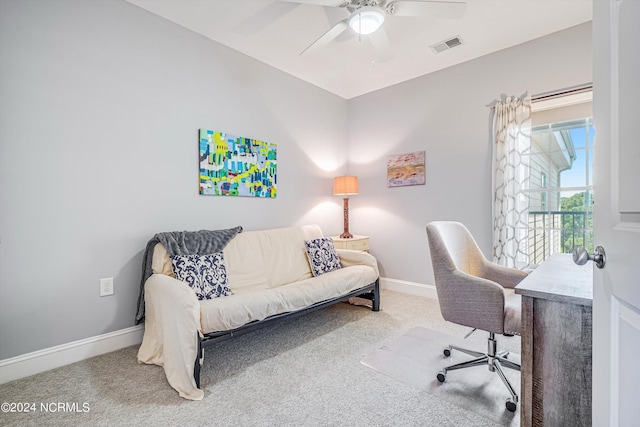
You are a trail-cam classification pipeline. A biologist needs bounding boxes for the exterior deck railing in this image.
[528,210,592,264]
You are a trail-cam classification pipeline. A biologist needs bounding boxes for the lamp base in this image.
[341,197,353,239]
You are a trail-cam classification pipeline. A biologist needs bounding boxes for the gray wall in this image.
[348,22,592,285]
[0,0,348,359]
[0,0,592,360]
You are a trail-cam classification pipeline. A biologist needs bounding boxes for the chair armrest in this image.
[336,249,380,277]
[482,261,528,289]
[136,274,204,400]
[436,270,507,334]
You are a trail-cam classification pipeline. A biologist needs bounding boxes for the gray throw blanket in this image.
[135,226,243,324]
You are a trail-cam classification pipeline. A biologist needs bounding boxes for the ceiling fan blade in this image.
[300,19,349,56]
[234,2,300,35]
[323,5,352,42]
[279,0,348,6]
[388,1,467,19]
[370,27,395,63]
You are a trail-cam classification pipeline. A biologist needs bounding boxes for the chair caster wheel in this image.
[443,348,451,357]
[436,371,446,383]
[506,400,517,412]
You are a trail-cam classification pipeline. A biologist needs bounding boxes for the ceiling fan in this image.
[280,0,467,62]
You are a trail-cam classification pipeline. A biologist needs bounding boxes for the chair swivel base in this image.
[436,332,520,412]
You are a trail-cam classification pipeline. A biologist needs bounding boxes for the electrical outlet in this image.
[100,277,114,297]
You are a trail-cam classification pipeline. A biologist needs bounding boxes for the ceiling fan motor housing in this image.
[348,6,386,35]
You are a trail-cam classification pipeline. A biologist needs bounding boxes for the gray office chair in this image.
[426,221,528,412]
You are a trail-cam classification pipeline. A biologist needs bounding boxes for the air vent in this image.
[430,36,463,54]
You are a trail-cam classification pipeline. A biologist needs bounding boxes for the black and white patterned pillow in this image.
[170,253,232,300]
[304,238,342,277]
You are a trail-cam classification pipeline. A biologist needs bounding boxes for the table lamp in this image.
[333,175,358,238]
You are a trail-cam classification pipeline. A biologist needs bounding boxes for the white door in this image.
[592,1,640,426]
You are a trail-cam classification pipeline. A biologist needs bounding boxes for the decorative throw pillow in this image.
[304,238,342,277]
[170,253,232,300]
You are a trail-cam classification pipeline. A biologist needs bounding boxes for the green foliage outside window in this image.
[560,191,594,253]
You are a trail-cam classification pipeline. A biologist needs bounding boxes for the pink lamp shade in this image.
[333,176,359,196]
[333,176,358,238]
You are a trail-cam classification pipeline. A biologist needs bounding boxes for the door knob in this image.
[573,246,606,269]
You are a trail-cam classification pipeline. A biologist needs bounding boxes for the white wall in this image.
[348,22,592,285]
[0,0,592,362]
[0,0,348,359]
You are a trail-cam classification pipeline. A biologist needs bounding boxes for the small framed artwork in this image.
[387,151,426,187]
[199,129,277,198]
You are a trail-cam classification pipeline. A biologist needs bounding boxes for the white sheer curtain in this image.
[492,95,532,269]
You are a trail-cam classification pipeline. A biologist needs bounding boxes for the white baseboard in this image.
[0,325,144,385]
[380,277,438,300]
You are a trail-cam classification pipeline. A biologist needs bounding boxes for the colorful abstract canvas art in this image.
[387,151,426,187]
[199,129,277,198]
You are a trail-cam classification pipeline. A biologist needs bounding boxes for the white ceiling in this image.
[126,0,592,99]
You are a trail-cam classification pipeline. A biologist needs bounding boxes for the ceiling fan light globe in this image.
[348,9,385,35]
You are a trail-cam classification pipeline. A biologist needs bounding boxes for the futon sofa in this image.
[136,225,380,400]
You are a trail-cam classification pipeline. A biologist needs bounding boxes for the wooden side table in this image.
[330,235,369,252]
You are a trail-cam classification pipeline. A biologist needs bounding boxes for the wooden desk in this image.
[515,253,593,427]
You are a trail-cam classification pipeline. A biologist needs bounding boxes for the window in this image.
[491,87,593,268]
[526,116,594,265]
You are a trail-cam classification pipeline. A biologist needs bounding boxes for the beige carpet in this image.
[0,291,516,427]
[361,326,521,427]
